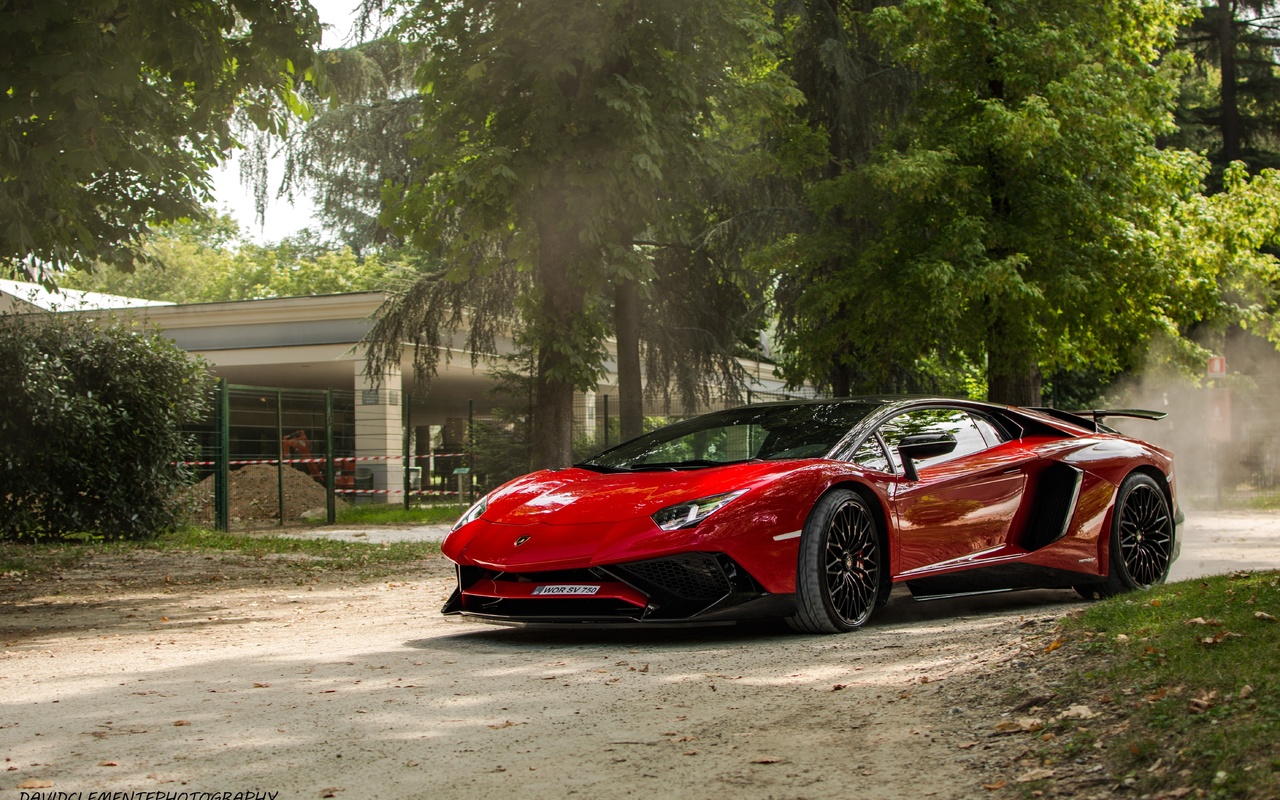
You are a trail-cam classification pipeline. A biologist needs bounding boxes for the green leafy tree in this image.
[1175,1,1280,180]
[61,214,391,302]
[776,0,1218,406]
[0,312,211,539]
[1,0,323,282]
[363,0,793,467]
[769,0,923,397]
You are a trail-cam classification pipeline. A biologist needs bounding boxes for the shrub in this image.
[0,311,211,539]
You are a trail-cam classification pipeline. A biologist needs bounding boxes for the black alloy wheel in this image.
[789,488,883,634]
[1078,472,1174,599]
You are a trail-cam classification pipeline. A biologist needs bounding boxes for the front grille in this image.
[466,597,644,620]
[609,553,732,602]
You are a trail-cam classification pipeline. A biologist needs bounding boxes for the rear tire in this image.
[787,489,883,634]
[1076,472,1173,599]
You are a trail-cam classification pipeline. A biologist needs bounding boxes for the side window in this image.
[878,408,990,472]
[972,415,1010,447]
[851,435,893,473]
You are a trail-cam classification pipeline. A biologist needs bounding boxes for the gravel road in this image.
[2,510,1276,800]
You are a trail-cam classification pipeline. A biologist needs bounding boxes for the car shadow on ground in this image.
[403,586,1086,652]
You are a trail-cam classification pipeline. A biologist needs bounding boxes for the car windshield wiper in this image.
[625,458,759,471]
[573,462,627,473]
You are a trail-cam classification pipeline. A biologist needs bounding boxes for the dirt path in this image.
[2,510,1277,800]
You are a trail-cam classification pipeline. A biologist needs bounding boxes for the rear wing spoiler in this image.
[1027,407,1167,433]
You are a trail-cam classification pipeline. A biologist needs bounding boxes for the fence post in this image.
[603,393,610,448]
[275,389,284,526]
[325,388,335,525]
[467,398,475,503]
[214,379,230,532]
[403,391,411,510]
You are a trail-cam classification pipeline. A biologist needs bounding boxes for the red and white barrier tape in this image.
[180,452,469,468]
[336,489,461,496]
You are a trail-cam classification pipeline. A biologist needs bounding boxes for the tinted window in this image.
[878,408,990,471]
[851,435,893,473]
[580,401,883,470]
[973,415,1009,447]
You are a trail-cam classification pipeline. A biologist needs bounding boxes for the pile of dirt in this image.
[194,464,346,522]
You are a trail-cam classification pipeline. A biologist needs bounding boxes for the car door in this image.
[876,408,1032,575]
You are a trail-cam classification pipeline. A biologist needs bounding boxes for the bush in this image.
[0,312,211,539]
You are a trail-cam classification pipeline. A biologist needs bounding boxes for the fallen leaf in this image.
[1239,685,1254,699]
[682,750,698,756]
[1255,611,1277,622]
[1115,634,1130,644]
[97,761,118,767]
[253,683,270,689]
[17,780,54,790]
[983,780,1008,790]
[1058,705,1096,720]
[994,717,1043,733]
[1043,638,1063,653]
[831,684,846,692]
[751,757,783,764]
[958,741,979,749]
[319,788,344,798]
[173,720,190,727]
[486,720,521,730]
[1016,768,1056,783]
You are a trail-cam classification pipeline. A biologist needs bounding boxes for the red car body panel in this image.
[441,398,1179,626]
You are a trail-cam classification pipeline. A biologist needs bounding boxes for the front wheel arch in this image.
[1078,469,1174,599]
[787,486,887,634]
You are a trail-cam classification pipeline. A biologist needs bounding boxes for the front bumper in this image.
[442,552,791,625]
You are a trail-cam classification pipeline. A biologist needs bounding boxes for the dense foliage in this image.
[0,313,211,539]
[358,0,795,467]
[0,0,322,282]
[59,212,391,302]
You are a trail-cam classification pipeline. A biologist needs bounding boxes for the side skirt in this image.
[907,562,1098,599]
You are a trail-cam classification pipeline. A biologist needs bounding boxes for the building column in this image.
[354,358,404,503]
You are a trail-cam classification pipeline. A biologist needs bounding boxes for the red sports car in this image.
[442,397,1180,633]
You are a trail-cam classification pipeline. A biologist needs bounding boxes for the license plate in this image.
[531,584,601,596]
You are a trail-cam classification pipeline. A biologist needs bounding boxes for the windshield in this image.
[579,401,884,471]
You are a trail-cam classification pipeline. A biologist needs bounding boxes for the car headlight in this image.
[651,490,746,531]
[452,493,490,531]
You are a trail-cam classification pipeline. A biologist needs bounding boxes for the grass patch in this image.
[1059,571,1280,798]
[334,503,460,526]
[157,526,441,568]
[0,539,89,579]
[0,527,441,584]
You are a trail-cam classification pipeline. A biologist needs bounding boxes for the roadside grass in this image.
[0,527,441,583]
[334,503,461,526]
[1057,570,1280,798]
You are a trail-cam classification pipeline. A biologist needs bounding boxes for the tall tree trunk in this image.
[985,316,1041,406]
[1219,0,1242,164]
[614,277,644,441]
[531,192,584,469]
[532,366,576,468]
[831,358,853,398]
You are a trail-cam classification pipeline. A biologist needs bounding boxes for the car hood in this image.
[480,462,797,526]
[444,461,813,571]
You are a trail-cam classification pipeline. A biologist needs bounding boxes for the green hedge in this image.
[0,312,211,539]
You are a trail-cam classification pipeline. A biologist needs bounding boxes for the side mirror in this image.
[897,432,957,481]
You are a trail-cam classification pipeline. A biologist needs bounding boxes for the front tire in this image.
[788,489,883,634]
[1078,472,1173,599]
